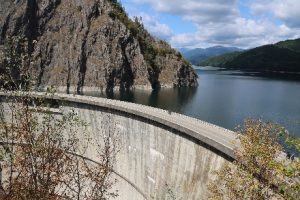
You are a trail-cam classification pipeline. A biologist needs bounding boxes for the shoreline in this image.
[195,66,300,80]
[37,84,176,94]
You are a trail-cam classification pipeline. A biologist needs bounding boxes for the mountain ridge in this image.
[200,38,300,72]
[179,46,243,65]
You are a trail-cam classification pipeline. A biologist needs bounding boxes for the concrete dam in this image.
[0,92,237,199]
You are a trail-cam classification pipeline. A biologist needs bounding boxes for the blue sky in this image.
[120,0,300,49]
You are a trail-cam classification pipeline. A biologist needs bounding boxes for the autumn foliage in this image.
[208,119,300,200]
[0,36,118,199]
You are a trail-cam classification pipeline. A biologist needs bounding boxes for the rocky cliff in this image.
[0,0,198,93]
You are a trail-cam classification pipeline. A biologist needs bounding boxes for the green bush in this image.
[108,0,188,71]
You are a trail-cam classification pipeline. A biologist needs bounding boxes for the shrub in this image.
[208,119,300,200]
[0,36,119,199]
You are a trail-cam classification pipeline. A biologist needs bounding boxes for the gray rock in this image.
[0,0,198,93]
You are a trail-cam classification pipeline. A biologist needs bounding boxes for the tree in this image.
[0,36,31,91]
[208,119,300,200]
[0,36,119,199]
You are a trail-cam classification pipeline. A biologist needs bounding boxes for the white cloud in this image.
[274,0,300,28]
[118,2,173,40]
[133,0,238,24]
[251,0,300,28]
[171,18,300,48]
[125,0,300,48]
[138,13,173,40]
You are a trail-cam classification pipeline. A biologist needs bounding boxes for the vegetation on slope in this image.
[200,51,242,67]
[276,38,300,52]
[0,37,119,199]
[200,38,300,72]
[209,119,300,200]
[109,0,188,71]
[0,0,197,92]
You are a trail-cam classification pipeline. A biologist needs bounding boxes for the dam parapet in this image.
[0,92,238,199]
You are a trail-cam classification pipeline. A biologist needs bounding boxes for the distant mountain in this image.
[177,48,191,54]
[199,51,242,67]
[200,38,300,72]
[179,46,243,65]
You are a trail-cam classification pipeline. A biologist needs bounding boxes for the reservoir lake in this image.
[85,68,300,137]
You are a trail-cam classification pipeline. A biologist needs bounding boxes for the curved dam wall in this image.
[0,92,237,199]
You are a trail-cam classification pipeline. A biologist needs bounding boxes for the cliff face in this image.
[0,0,198,93]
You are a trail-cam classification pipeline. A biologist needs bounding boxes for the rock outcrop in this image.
[0,0,198,93]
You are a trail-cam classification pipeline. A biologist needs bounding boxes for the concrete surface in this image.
[0,92,238,199]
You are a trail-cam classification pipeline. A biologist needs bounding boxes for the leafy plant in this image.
[108,0,189,74]
[208,119,300,200]
[0,36,119,199]
[0,36,32,90]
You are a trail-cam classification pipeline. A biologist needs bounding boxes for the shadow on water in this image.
[84,87,198,113]
[147,87,197,112]
[82,69,300,138]
[105,89,136,102]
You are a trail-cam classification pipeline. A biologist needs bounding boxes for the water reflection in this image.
[83,69,300,137]
[147,87,197,112]
[84,87,197,113]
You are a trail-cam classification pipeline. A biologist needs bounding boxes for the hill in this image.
[275,38,300,52]
[180,46,243,65]
[0,0,197,92]
[200,38,300,72]
[199,52,242,67]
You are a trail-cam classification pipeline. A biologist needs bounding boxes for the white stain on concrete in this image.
[150,148,165,160]
[147,175,156,184]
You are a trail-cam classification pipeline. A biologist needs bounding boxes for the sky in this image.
[119,0,300,49]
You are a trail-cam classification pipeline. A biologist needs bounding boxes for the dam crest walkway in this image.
[0,92,238,159]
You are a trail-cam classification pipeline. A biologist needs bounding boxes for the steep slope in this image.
[180,46,243,65]
[200,38,300,72]
[200,51,242,67]
[0,0,197,93]
[275,38,300,52]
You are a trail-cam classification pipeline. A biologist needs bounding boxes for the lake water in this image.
[84,68,300,137]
